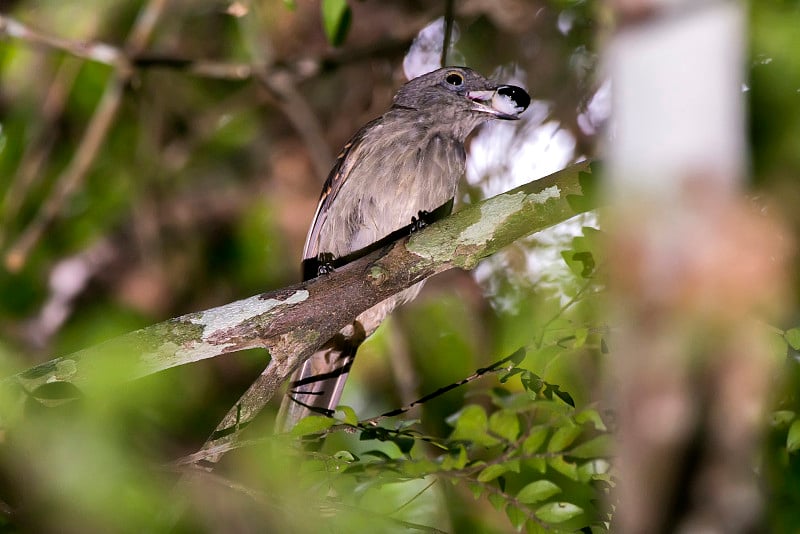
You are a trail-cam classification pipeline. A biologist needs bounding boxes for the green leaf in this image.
[575,408,607,431]
[785,328,800,350]
[488,492,506,512]
[478,463,510,482]
[290,415,335,437]
[334,405,358,425]
[321,0,351,46]
[771,410,796,427]
[788,420,800,452]
[573,327,589,348]
[577,459,610,482]
[535,502,583,524]
[565,167,599,214]
[442,446,468,470]
[490,410,521,442]
[526,457,547,473]
[570,435,613,459]
[547,425,582,452]
[517,480,561,504]
[467,482,483,499]
[449,405,499,447]
[506,504,527,531]
[523,427,549,455]
[548,457,579,480]
[525,521,548,534]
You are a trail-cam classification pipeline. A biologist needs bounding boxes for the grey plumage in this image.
[277,67,529,430]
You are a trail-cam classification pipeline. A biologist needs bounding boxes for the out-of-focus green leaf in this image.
[336,405,358,425]
[787,420,800,452]
[575,408,607,431]
[321,0,351,46]
[290,415,335,437]
[488,492,506,512]
[785,328,800,350]
[771,410,796,427]
[517,480,561,504]
[577,459,610,482]
[535,502,583,524]
[506,504,527,531]
[477,463,510,482]
[523,427,549,455]
[489,410,520,442]
[548,457,579,480]
[547,424,582,452]
[449,404,500,447]
[570,435,612,458]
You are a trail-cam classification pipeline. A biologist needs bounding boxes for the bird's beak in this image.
[468,85,531,120]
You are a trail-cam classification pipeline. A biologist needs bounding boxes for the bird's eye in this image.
[445,72,464,86]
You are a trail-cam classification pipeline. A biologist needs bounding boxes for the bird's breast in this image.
[315,130,466,259]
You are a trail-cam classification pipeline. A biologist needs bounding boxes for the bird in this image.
[277,66,530,431]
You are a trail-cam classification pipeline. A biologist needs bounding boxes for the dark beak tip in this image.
[497,84,531,111]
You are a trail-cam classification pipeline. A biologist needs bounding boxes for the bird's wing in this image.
[301,117,381,272]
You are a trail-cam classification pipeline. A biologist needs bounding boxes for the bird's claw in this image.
[410,210,433,233]
[316,253,336,276]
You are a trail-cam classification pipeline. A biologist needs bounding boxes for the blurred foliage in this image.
[0,0,798,532]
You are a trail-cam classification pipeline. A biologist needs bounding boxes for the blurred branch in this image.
[440,0,455,66]
[1,161,595,445]
[0,58,82,249]
[0,15,127,67]
[2,0,167,272]
[0,11,412,267]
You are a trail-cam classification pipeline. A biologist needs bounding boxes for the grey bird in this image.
[277,66,530,430]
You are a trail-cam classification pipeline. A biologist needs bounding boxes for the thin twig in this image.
[0,58,82,248]
[359,347,524,427]
[2,0,166,271]
[440,0,455,67]
[0,15,126,67]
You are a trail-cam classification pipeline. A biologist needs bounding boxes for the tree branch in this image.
[0,161,595,432]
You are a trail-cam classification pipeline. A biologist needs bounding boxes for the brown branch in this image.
[1,161,595,463]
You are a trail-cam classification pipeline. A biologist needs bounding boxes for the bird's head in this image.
[392,67,530,137]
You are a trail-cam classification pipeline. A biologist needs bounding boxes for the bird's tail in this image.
[276,287,422,432]
[276,324,365,432]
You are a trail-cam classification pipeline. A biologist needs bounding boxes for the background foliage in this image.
[0,0,799,532]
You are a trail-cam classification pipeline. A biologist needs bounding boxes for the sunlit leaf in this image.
[570,435,613,458]
[290,415,335,437]
[335,405,358,425]
[526,457,547,473]
[535,502,583,524]
[449,405,499,447]
[517,480,562,504]
[523,427,549,455]
[577,459,610,482]
[547,424,582,452]
[548,457,579,480]
[489,410,520,442]
[478,463,510,482]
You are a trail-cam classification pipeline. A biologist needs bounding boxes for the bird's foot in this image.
[316,253,336,276]
[410,210,433,233]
